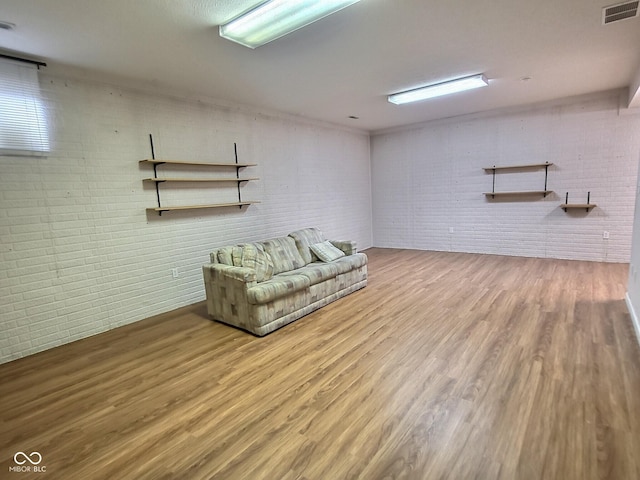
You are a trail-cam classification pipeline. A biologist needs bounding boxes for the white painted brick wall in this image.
[0,71,373,364]
[371,91,640,263]
[627,151,640,329]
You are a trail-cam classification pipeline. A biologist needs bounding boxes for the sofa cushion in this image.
[332,252,368,274]
[261,237,306,275]
[246,273,310,304]
[215,245,236,265]
[211,243,274,282]
[289,227,326,264]
[310,241,346,263]
[231,243,273,282]
[296,262,340,286]
[230,245,243,267]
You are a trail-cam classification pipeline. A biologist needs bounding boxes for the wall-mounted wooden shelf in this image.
[147,201,260,213]
[139,159,257,168]
[141,135,258,215]
[484,162,553,199]
[560,204,597,212]
[483,162,554,171]
[561,192,595,212]
[143,177,259,183]
[484,190,553,198]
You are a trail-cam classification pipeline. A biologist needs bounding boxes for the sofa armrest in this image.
[330,240,357,256]
[203,263,258,321]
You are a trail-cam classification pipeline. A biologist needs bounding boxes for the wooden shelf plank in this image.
[560,204,596,208]
[560,203,596,212]
[483,162,553,171]
[484,190,553,196]
[147,201,260,213]
[143,177,259,182]
[140,159,257,167]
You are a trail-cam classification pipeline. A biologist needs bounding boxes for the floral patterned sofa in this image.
[203,227,368,335]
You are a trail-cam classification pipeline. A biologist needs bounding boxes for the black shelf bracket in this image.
[149,134,165,215]
[149,134,164,216]
[235,142,242,208]
[543,163,549,197]
[490,166,496,199]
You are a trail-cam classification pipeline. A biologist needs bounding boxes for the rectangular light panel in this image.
[220,0,361,49]
[388,74,489,105]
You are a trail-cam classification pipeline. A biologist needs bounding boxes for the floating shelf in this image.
[484,190,553,197]
[147,201,260,213]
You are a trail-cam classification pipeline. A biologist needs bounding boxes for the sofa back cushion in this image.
[233,243,274,282]
[289,227,326,264]
[211,244,273,282]
[213,246,235,265]
[260,237,306,275]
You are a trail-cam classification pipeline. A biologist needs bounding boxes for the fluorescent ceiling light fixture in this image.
[388,74,489,105]
[219,0,361,48]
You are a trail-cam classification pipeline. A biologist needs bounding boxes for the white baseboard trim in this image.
[625,292,640,347]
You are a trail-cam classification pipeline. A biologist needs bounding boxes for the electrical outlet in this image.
[449,227,454,234]
[603,231,609,239]
[172,268,179,278]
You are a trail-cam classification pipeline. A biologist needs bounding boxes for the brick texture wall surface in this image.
[0,72,373,364]
[371,91,640,264]
[627,153,640,331]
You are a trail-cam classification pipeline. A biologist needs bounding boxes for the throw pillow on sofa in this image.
[310,241,345,263]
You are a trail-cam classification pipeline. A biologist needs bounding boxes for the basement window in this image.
[0,57,49,156]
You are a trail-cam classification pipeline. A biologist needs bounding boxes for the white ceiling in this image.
[1,0,639,132]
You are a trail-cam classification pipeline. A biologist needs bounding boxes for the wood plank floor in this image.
[1,248,639,479]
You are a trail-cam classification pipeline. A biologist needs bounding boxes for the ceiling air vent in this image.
[602,1,639,24]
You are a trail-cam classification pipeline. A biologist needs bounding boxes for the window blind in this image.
[0,57,49,156]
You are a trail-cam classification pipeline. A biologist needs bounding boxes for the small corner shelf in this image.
[483,162,553,198]
[141,134,258,215]
[560,192,596,212]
